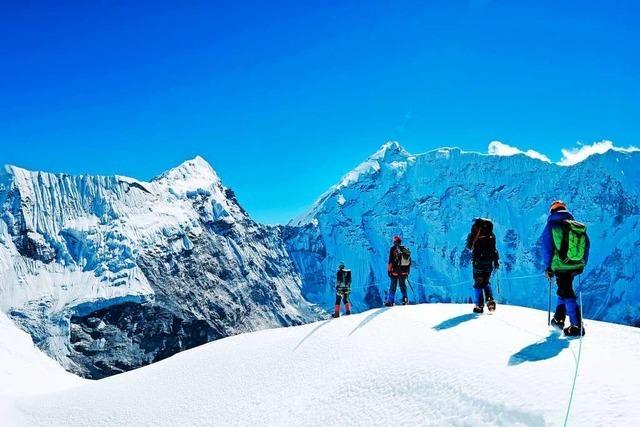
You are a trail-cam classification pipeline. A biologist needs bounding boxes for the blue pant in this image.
[555,297,580,326]
[473,285,494,307]
[554,273,581,326]
[473,269,494,307]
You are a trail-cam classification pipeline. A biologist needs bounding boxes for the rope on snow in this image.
[563,291,584,427]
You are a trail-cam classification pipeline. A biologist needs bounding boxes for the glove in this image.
[493,260,500,269]
[545,268,554,279]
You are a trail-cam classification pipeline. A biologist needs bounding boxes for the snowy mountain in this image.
[0,157,319,378]
[4,304,640,426]
[288,142,640,326]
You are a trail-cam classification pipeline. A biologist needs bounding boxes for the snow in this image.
[0,312,82,398]
[558,140,640,166]
[488,141,552,163]
[487,140,640,166]
[3,303,640,426]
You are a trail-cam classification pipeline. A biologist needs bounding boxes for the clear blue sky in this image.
[1,1,638,223]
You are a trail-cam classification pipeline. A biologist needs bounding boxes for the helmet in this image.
[393,235,402,244]
[549,200,567,213]
[338,262,345,270]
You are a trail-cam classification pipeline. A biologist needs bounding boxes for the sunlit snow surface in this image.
[3,304,640,426]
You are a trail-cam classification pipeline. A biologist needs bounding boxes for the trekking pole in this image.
[407,278,415,304]
[547,276,552,326]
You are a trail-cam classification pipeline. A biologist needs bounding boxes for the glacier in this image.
[0,157,319,378]
[288,142,640,326]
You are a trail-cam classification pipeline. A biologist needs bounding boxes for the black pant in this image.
[555,272,576,298]
[335,291,350,306]
[473,269,493,288]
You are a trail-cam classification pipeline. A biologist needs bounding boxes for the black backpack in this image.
[468,218,497,262]
[337,269,352,287]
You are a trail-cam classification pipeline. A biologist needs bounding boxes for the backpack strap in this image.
[558,221,571,263]
[470,226,483,251]
[393,246,402,265]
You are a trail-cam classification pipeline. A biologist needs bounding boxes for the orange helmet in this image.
[393,235,402,244]
[549,200,567,213]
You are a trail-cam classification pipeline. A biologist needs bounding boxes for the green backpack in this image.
[551,220,588,272]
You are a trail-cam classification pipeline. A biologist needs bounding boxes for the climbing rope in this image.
[338,271,587,426]
[563,291,584,427]
[346,272,545,293]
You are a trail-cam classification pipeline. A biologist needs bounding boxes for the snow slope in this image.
[288,142,640,326]
[5,304,640,426]
[0,312,82,421]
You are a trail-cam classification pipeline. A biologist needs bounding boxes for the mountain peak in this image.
[155,156,220,187]
[326,142,414,192]
[370,141,412,161]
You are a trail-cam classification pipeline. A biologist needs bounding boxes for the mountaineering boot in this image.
[563,324,585,337]
[550,316,565,331]
[487,300,496,312]
[332,305,340,318]
[345,303,351,315]
[402,296,409,306]
[473,305,484,314]
[563,303,585,336]
[553,303,566,330]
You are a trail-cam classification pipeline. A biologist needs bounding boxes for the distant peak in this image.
[178,156,214,173]
[326,142,414,191]
[370,141,413,161]
[157,156,218,183]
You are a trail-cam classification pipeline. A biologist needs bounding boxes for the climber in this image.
[541,200,590,337]
[385,236,411,306]
[466,218,500,313]
[333,262,352,318]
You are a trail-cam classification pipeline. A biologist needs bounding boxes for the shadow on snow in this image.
[293,320,332,351]
[432,313,479,331]
[508,331,569,366]
[348,307,390,336]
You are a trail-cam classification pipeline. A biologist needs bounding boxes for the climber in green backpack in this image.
[540,200,590,336]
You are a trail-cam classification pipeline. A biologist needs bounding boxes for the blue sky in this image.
[1,1,638,223]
